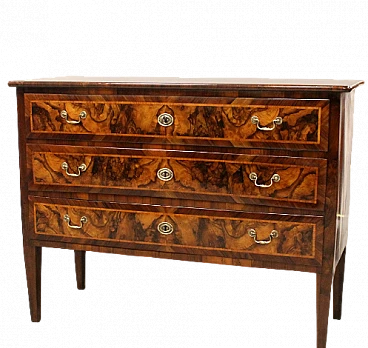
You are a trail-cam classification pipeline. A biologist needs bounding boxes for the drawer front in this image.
[29,145,326,208]
[26,94,329,150]
[32,201,323,264]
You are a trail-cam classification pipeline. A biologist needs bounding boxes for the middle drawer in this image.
[28,144,326,209]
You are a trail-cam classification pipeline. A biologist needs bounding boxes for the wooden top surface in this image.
[8,76,364,91]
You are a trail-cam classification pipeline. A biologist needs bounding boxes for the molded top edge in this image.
[8,76,364,91]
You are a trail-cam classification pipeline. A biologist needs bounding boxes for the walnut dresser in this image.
[9,77,363,347]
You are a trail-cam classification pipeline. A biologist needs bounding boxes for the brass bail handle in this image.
[64,215,88,229]
[61,162,87,177]
[248,229,278,245]
[249,172,280,188]
[61,110,87,124]
[251,115,282,131]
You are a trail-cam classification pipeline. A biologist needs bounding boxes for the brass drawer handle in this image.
[60,110,87,124]
[249,172,280,188]
[61,162,87,177]
[248,229,278,245]
[251,115,282,131]
[157,222,174,235]
[64,214,88,229]
[158,113,174,127]
[157,168,174,182]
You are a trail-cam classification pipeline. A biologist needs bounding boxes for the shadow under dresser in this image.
[8,77,364,348]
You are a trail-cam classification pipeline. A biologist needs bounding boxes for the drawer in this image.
[28,145,327,209]
[25,94,329,150]
[31,199,323,265]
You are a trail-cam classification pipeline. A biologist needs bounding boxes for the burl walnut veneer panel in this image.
[32,201,322,264]
[25,94,329,150]
[29,145,326,209]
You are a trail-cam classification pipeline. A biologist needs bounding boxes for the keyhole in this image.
[157,222,174,235]
[158,113,174,127]
[157,168,173,182]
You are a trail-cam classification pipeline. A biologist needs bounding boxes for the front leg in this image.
[74,250,86,290]
[316,271,333,348]
[24,245,42,322]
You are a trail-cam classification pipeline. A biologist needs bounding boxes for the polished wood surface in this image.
[32,201,321,263]
[74,250,86,290]
[30,146,326,207]
[9,77,364,91]
[10,77,362,347]
[23,245,42,322]
[27,94,329,150]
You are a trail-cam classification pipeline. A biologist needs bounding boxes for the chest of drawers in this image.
[9,77,363,347]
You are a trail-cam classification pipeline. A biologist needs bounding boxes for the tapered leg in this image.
[74,250,86,290]
[23,245,42,322]
[316,272,333,348]
[333,248,346,320]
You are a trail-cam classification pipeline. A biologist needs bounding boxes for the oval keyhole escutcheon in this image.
[158,113,174,127]
[157,168,174,182]
[157,222,174,235]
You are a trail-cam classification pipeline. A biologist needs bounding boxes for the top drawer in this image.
[25,94,329,150]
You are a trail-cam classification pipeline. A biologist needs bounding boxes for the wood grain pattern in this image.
[334,92,354,267]
[10,77,363,346]
[23,245,42,322]
[30,147,325,206]
[333,247,346,320]
[25,94,329,150]
[9,77,364,91]
[74,250,86,290]
[33,202,320,263]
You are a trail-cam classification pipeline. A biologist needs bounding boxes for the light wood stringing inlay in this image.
[34,203,317,259]
[31,151,322,205]
[26,95,329,149]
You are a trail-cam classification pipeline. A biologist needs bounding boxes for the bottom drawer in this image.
[31,199,323,265]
